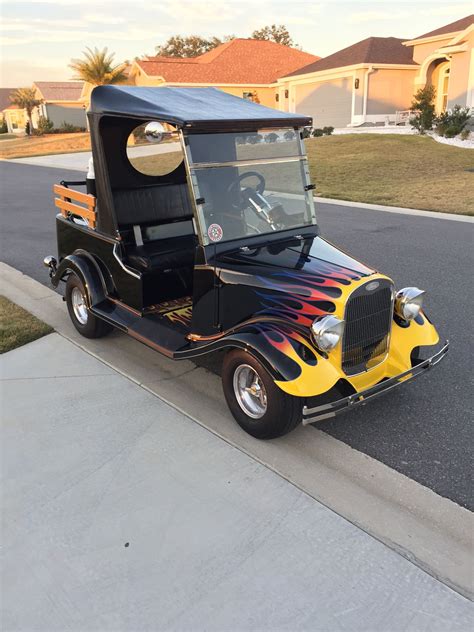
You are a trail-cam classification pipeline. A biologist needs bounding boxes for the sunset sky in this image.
[1,0,471,87]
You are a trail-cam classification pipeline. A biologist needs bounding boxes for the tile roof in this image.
[283,37,417,77]
[412,14,474,40]
[34,81,84,101]
[0,88,15,112]
[136,38,319,84]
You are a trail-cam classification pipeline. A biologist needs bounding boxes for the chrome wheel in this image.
[233,364,267,419]
[71,286,88,325]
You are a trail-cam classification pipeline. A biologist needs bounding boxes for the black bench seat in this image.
[126,234,196,272]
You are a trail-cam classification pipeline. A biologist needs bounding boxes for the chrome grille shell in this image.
[342,279,394,375]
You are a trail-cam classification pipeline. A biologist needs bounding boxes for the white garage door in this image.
[293,77,353,128]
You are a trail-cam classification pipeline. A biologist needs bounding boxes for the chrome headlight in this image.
[395,287,425,321]
[311,315,345,352]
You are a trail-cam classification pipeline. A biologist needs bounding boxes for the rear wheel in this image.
[222,349,301,439]
[65,274,112,339]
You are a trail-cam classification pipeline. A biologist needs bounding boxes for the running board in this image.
[91,299,190,357]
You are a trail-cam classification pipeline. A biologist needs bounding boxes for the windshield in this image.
[185,129,317,245]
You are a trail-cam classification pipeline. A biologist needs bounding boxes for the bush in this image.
[34,116,54,136]
[264,132,278,143]
[301,127,312,139]
[248,133,263,144]
[25,121,31,136]
[58,121,86,133]
[283,130,295,141]
[312,128,324,137]
[410,85,436,134]
[459,128,471,141]
[435,105,471,138]
[236,135,247,145]
[322,126,334,135]
[0,119,7,134]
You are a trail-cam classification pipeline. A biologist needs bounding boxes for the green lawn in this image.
[129,133,474,215]
[0,296,53,353]
[306,134,473,215]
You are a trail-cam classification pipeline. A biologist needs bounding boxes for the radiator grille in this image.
[342,281,393,375]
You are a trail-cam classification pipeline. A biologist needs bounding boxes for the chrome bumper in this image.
[302,341,449,425]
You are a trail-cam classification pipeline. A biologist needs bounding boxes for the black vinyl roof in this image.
[90,85,312,130]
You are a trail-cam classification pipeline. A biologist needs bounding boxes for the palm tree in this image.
[69,47,128,85]
[10,87,42,135]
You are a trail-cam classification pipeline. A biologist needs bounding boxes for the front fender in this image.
[51,252,107,307]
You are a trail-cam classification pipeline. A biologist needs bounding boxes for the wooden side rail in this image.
[53,184,97,229]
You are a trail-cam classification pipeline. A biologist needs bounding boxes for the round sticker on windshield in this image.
[208,223,223,242]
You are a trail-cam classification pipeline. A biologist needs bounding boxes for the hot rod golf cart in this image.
[45,86,448,439]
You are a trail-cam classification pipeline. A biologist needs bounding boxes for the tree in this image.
[10,87,42,135]
[251,24,295,47]
[410,85,436,134]
[155,34,234,57]
[69,47,128,85]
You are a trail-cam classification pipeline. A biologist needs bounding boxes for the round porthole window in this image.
[126,122,183,176]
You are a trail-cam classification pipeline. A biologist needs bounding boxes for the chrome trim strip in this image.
[112,243,141,280]
[302,341,449,425]
[191,156,304,169]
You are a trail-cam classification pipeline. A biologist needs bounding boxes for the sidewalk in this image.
[1,332,472,631]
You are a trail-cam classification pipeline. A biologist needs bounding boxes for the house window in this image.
[243,92,253,100]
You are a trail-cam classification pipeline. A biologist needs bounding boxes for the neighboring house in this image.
[34,81,87,128]
[0,88,29,133]
[403,14,474,113]
[129,39,320,108]
[278,15,473,128]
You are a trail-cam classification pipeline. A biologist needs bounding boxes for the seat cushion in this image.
[114,184,193,226]
[127,235,196,272]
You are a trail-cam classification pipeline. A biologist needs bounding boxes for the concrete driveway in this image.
[2,333,472,631]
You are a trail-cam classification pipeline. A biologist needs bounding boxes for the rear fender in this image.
[51,251,108,307]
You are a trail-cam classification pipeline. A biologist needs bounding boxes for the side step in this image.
[91,299,190,358]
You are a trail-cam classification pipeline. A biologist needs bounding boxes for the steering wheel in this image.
[227,171,266,211]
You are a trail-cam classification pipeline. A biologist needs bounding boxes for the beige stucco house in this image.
[129,39,319,108]
[33,81,87,129]
[277,15,473,128]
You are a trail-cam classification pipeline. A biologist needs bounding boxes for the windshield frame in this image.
[180,128,317,247]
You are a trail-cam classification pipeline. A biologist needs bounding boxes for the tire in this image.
[222,349,301,439]
[65,274,112,339]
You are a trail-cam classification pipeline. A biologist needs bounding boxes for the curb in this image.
[315,197,474,222]
[1,261,473,600]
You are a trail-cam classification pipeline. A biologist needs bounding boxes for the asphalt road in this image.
[1,160,473,509]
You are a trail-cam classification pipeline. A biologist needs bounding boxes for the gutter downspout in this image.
[362,65,375,124]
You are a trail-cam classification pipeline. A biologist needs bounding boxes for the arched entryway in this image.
[415,54,451,114]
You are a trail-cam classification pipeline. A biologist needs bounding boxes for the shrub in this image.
[459,128,471,141]
[0,119,7,134]
[236,135,247,145]
[301,127,312,139]
[283,130,295,141]
[264,132,278,143]
[35,116,54,136]
[58,121,86,133]
[410,85,436,134]
[25,120,31,136]
[322,126,334,135]
[435,105,471,138]
[312,128,324,137]
[248,133,263,144]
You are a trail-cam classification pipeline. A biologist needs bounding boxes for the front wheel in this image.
[222,349,301,439]
[65,274,112,339]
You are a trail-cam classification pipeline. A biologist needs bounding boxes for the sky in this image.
[1,0,472,87]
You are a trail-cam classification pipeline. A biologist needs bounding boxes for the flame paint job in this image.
[212,234,441,398]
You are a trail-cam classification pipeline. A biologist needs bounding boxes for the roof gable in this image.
[0,88,15,112]
[136,39,319,85]
[34,81,84,101]
[284,37,417,78]
[412,14,473,40]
